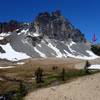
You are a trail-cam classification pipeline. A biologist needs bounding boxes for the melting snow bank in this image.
[34,47,47,58]
[67,53,99,60]
[0,38,99,61]
[0,43,30,61]
[64,41,99,60]
[47,40,99,60]
[48,43,63,58]
[0,66,15,69]
[17,62,25,65]
[89,65,100,70]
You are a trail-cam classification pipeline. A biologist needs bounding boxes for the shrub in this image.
[84,61,91,74]
[91,45,100,56]
[35,67,44,85]
[19,81,28,97]
[52,66,58,71]
[60,68,66,81]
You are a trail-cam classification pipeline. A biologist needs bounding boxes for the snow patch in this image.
[0,66,15,69]
[64,50,73,57]
[67,45,76,53]
[0,32,11,40]
[86,50,98,58]
[0,43,30,61]
[70,41,76,46]
[17,62,25,65]
[37,44,42,47]
[89,65,100,70]
[18,29,29,35]
[34,47,46,58]
[64,49,98,60]
[0,37,4,40]
[33,32,40,37]
[0,33,11,37]
[62,53,67,58]
[48,43,63,58]
[27,32,40,37]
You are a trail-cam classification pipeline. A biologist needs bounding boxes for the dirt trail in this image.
[25,73,100,100]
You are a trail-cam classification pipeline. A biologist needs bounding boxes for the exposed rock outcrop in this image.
[0,46,5,53]
[33,11,85,42]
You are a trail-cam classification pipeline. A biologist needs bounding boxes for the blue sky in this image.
[0,0,100,43]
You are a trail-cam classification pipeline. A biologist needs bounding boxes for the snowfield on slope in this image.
[48,43,63,58]
[0,43,30,61]
[89,65,100,69]
[34,47,47,58]
[0,32,99,61]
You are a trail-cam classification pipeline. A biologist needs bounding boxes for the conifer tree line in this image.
[0,20,23,33]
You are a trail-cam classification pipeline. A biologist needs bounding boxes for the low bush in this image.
[91,45,100,56]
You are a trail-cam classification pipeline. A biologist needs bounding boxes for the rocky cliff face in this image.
[30,11,85,42]
[0,11,85,43]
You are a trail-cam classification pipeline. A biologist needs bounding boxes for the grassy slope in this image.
[0,58,99,99]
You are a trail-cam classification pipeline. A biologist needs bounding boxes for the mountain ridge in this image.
[0,11,85,42]
[0,11,98,61]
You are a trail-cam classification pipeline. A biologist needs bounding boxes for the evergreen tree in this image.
[91,45,100,56]
[35,67,44,84]
[61,68,66,81]
[84,61,91,74]
[19,81,27,96]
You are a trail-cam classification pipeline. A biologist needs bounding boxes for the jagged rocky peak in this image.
[0,11,86,43]
[0,11,98,61]
[31,10,85,42]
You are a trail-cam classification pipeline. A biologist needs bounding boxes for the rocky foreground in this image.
[25,73,100,100]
